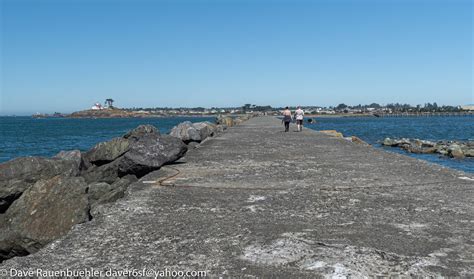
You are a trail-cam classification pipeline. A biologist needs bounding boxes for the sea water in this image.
[0,116,215,163]
[1,116,473,173]
[306,116,473,173]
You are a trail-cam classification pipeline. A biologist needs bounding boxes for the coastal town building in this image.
[460,105,474,111]
[91,102,103,110]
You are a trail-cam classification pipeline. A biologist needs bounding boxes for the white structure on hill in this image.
[91,102,103,110]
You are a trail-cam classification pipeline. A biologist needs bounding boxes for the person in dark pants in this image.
[282,106,292,132]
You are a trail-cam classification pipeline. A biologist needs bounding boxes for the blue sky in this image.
[1,0,472,115]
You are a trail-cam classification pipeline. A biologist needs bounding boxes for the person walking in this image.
[282,106,292,132]
[294,106,304,132]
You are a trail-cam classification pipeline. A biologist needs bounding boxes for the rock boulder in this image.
[118,134,187,177]
[0,175,90,257]
[84,137,130,166]
[0,157,79,213]
[123,124,160,141]
[170,121,217,143]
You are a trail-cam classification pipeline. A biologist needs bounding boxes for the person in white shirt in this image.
[294,106,304,132]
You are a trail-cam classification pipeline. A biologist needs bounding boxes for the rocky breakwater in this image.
[382,138,474,159]
[0,125,187,262]
[170,121,221,149]
[169,115,256,149]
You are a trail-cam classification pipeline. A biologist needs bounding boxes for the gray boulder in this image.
[88,175,137,206]
[84,137,130,166]
[193,121,217,138]
[170,121,202,143]
[217,116,234,127]
[123,124,159,141]
[81,158,122,184]
[382,138,411,147]
[54,150,85,170]
[0,217,29,262]
[170,121,217,143]
[0,175,90,258]
[463,148,474,157]
[448,144,465,159]
[88,175,137,217]
[0,157,79,213]
[402,145,436,154]
[414,139,436,148]
[118,134,187,177]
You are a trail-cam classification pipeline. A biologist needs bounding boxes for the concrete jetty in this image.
[2,117,473,277]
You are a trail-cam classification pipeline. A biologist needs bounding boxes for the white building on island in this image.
[91,102,103,110]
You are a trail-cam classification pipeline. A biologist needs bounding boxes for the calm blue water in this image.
[306,116,474,173]
[0,117,215,163]
[1,116,473,173]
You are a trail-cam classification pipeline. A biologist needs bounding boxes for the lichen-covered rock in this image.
[118,134,187,177]
[0,157,79,213]
[84,137,130,165]
[170,121,201,143]
[0,176,90,258]
[170,121,216,143]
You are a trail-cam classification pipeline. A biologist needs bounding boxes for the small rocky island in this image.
[382,138,474,158]
[0,115,250,262]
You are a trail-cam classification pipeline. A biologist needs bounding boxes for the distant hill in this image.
[68,108,153,118]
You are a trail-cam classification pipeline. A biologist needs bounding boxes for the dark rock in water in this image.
[0,175,90,259]
[382,138,473,159]
[463,148,474,157]
[382,138,410,147]
[0,157,79,213]
[84,137,130,166]
[118,134,187,177]
[413,139,436,148]
[402,145,436,154]
[123,124,159,141]
[448,144,465,159]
